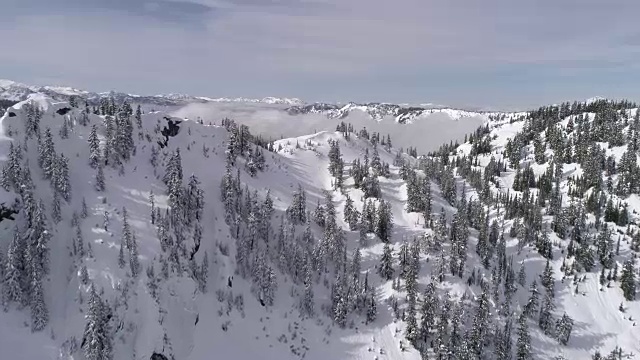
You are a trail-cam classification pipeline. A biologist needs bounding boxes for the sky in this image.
[2,0,640,110]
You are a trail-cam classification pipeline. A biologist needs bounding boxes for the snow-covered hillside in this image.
[0,91,638,360]
[0,93,428,360]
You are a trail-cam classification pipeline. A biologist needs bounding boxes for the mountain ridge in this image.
[0,79,304,107]
[0,79,510,123]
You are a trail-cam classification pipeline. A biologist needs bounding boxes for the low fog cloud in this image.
[172,102,483,154]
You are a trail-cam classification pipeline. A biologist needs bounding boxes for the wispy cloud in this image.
[2,0,640,109]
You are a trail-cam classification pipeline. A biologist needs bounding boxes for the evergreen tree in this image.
[517,261,527,287]
[89,125,101,168]
[82,285,113,360]
[30,200,51,275]
[75,225,85,258]
[495,317,513,360]
[103,115,116,166]
[199,251,209,293]
[80,265,90,285]
[30,267,48,332]
[2,229,24,309]
[418,283,438,345]
[129,232,140,278]
[95,163,105,192]
[51,190,61,223]
[378,243,394,280]
[300,260,314,317]
[541,259,555,296]
[117,239,125,269]
[448,303,463,358]
[469,284,490,357]
[1,142,23,192]
[135,104,142,129]
[51,153,71,201]
[538,292,555,336]
[620,258,636,300]
[331,269,348,328]
[343,195,359,230]
[286,185,307,224]
[405,289,418,344]
[81,197,89,219]
[375,200,393,242]
[313,200,325,228]
[362,171,381,199]
[38,128,56,179]
[516,313,532,360]
[555,313,573,345]
[59,117,69,138]
[523,280,540,319]
[365,285,377,324]
[370,146,382,176]
[327,139,343,178]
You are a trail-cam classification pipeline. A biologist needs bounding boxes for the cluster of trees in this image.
[222,118,267,175]
[403,168,432,225]
[223,160,377,324]
[335,121,392,151]
[415,98,640,358]
[2,103,56,332]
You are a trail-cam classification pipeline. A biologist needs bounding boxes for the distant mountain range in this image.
[1,79,504,123]
[284,102,505,123]
[0,79,544,123]
[0,79,304,107]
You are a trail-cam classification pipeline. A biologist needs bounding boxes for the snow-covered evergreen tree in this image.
[620,258,636,300]
[516,313,532,360]
[88,125,101,168]
[82,285,113,360]
[2,229,25,310]
[555,313,573,345]
[378,242,394,280]
[95,163,105,192]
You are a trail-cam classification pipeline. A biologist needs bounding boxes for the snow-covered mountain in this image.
[0,88,638,360]
[0,79,304,107]
[285,102,515,123]
[0,79,497,123]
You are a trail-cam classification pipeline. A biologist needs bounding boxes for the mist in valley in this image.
[172,102,484,154]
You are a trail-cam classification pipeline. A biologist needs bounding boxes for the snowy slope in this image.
[0,93,426,360]
[449,104,640,359]
[0,90,638,360]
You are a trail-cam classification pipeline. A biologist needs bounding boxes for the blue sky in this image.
[2,0,640,110]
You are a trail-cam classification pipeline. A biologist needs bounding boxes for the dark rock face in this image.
[151,353,168,360]
[0,203,18,222]
[56,107,72,115]
[157,116,182,148]
[286,103,340,116]
[0,99,17,112]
